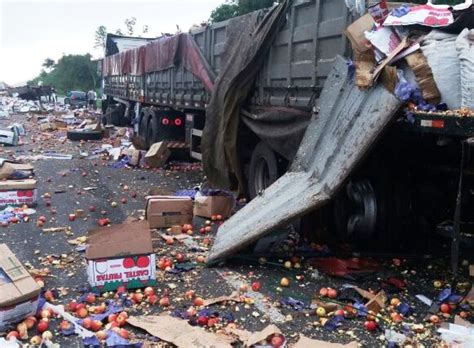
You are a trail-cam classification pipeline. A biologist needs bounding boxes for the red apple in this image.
[159,297,170,307]
[319,287,328,297]
[194,297,204,306]
[118,329,129,339]
[144,287,154,296]
[82,317,92,329]
[327,288,337,299]
[364,321,377,332]
[148,294,158,304]
[133,292,144,303]
[197,316,208,326]
[37,319,49,333]
[76,307,88,318]
[68,300,78,312]
[270,334,285,347]
[251,282,262,292]
[440,303,451,314]
[6,331,19,341]
[85,293,96,304]
[90,320,103,332]
[176,253,185,263]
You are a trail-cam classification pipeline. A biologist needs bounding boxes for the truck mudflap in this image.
[207,56,402,264]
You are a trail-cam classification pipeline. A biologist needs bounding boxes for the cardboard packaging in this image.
[344,14,375,53]
[0,179,37,207]
[0,160,34,180]
[404,50,441,105]
[146,196,193,229]
[145,142,170,168]
[193,195,235,219]
[0,244,41,330]
[85,221,157,292]
[0,129,18,146]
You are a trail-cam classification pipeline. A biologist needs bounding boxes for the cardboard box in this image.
[146,196,193,229]
[145,142,170,168]
[0,129,18,146]
[0,179,37,207]
[193,195,235,219]
[0,160,34,180]
[344,14,375,53]
[0,244,41,330]
[85,221,156,292]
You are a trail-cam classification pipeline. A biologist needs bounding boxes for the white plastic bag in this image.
[456,28,474,110]
[421,30,461,109]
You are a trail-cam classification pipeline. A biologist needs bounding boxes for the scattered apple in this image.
[364,321,377,332]
[319,287,328,297]
[270,334,285,347]
[327,288,337,299]
[251,282,262,292]
[96,330,108,340]
[440,303,451,314]
[6,331,19,341]
[280,277,289,287]
[37,320,49,333]
[85,293,96,304]
[194,297,204,306]
[316,307,326,317]
[430,315,440,324]
[284,261,292,269]
[30,335,42,345]
[159,297,170,307]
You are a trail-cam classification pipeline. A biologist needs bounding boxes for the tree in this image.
[28,54,99,94]
[42,58,55,73]
[94,18,149,51]
[210,3,239,23]
[125,17,137,36]
[94,25,108,50]
[209,0,275,23]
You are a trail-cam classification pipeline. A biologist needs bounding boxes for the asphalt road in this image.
[0,111,472,347]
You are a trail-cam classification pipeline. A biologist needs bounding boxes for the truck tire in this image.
[146,115,159,149]
[105,104,126,126]
[248,141,279,200]
[67,130,103,141]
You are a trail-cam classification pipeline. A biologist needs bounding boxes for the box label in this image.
[87,254,156,289]
[0,189,37,207]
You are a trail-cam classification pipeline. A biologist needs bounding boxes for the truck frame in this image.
[101,0,474,261]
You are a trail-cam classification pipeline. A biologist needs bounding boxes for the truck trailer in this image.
[100,0,474,265]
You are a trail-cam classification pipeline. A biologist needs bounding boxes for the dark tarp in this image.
[241,107,312,161]
[202,0,290,194]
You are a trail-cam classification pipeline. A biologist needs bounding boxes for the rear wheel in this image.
[146,115,159,149]
[248,141,279,200]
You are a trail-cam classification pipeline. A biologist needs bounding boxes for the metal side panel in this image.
[207,56,401,264]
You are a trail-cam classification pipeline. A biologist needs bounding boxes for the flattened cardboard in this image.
[0,244,41,329]
[146,196,193,229]
[193,195,235,219]
[86,221,153,260]
[145,142,170,168]
[0,179,36,191]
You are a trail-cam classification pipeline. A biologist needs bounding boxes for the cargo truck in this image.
[100,0,474,265]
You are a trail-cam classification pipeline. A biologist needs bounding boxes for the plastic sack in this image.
[456,29,474,110]
[421,30,461,109]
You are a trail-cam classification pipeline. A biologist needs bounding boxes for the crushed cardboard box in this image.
[0,244,41,330]
[145,196,193,229]
[85,221,156,292]
[145,142,170,168]
[193,194,235,219]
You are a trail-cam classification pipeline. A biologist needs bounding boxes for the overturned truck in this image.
[100,1,474,265]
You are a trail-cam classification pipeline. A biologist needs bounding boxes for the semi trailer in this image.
[100,0,474,264]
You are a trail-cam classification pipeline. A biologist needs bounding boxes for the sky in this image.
[0,0,224,85]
